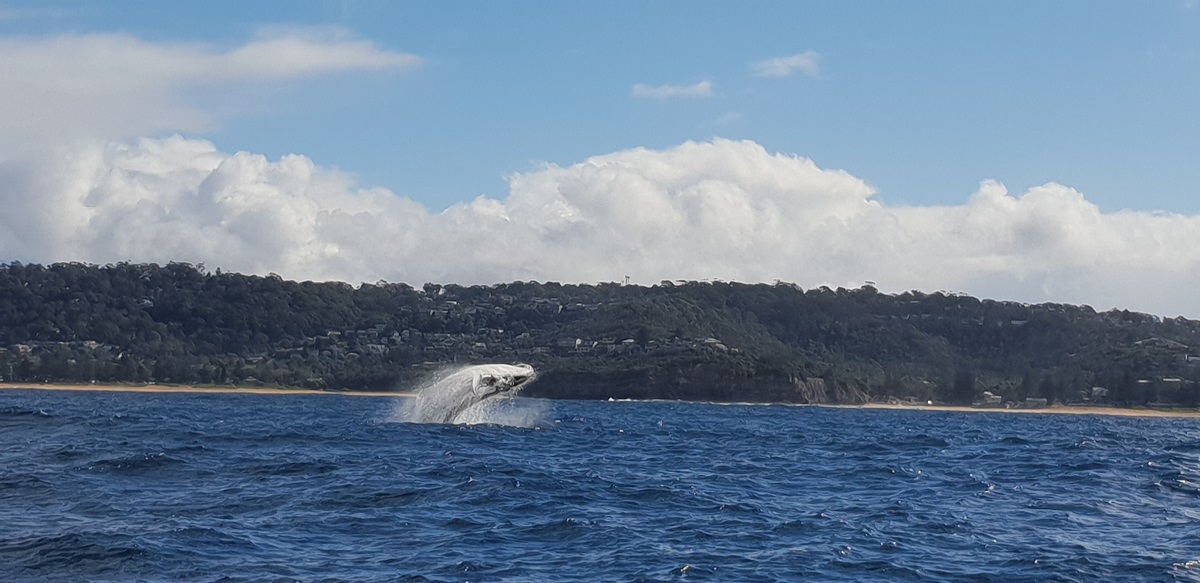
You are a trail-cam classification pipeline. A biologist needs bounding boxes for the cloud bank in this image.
[631,80,714,100]
[1,136,1197,318]
[0,29,420,156]
[753,52,821,78]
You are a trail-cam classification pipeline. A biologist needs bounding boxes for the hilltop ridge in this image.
[2,262,1198,406]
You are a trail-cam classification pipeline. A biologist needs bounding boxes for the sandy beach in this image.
[0,382,414,398]
[4,382,1199,418]
[856,402,1200,419]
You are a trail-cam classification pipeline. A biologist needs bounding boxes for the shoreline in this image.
[855,402,1200,419]
[0,382,414,398]
[4,382,1199,418]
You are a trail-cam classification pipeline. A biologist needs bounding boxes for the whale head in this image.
[470,363,537,400]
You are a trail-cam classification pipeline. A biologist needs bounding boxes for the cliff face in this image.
[789,377,871,405]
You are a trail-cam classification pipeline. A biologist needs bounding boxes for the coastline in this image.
[0,382,413,398]
[855,402,1200,419]
[4,382,1199,418]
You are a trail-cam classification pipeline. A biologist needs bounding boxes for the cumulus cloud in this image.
[0,29,420,156]
[631,80,714,100]
[752,51,821,78]
[2,136,1199,318]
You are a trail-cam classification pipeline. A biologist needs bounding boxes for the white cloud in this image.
[217,28,421,79]
[714,111,743,126]
[0,30,420,157]
[752,51,821,78]
[2,136,1199,318]
[631,80,714,100]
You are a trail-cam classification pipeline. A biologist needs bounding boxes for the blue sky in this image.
[5,1,1197,212]
[1,1,1199,316]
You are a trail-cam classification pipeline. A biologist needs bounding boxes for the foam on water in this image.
[437,396,549,428]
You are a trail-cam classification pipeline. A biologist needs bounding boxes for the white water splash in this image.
[444,396,550,428]
[390,364,544,427]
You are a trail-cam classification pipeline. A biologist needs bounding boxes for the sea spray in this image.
[391,363,542,426]
[446,396,550,428]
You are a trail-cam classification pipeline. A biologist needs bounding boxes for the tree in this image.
[948,369,978,404]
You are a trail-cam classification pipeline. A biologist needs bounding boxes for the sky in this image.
[0,1,1198,317]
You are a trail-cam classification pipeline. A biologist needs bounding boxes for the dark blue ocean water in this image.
[3,389,1200,582]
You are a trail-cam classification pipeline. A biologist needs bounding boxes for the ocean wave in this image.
[1,391,1198,581]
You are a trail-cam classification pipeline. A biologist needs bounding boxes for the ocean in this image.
[2,388,1199,582]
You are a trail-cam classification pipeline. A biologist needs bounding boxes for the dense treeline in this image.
[2,261,1199,406]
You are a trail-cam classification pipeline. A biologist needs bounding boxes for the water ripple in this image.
[0,390,1197,581]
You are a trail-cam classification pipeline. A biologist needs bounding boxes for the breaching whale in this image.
[407,363,537,424]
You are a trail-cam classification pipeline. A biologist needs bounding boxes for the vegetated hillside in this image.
[2,262,1198,406]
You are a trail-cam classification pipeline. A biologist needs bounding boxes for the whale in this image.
[408,363,537,424]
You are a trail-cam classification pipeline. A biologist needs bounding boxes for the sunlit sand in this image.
[855,402,1200,419]
[0,382,412,398]
[5,383,1200,418]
